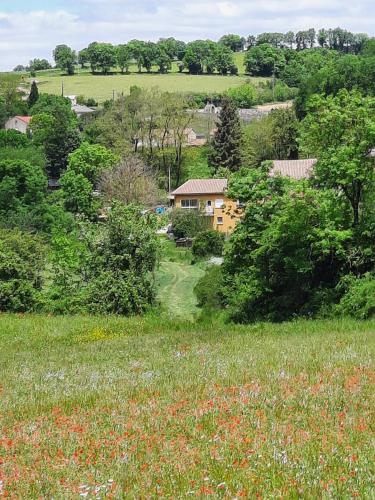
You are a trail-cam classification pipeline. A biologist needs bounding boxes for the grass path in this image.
[155,237,206,320]
[155,258,205,321]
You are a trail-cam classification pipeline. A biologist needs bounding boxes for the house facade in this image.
[5,116,32,134]
[171,179,241,235]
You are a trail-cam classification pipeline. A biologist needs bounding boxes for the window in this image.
[217,216,223,225]
[215,198,224,208]
[181,199,198,209]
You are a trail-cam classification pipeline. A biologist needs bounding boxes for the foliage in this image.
[222,166,353,322]
[28,80,39,107]
[53,44,77,75]
[67,142,118,184]
[31,95,81,178]
[59,142,117,218]
[183,40,235,75]
[244,44,286,76]
[0,129,30,148]
[28,58,51,71]
[219,34,244,52]
[87,42,117,74]
[0,146,46,168]
[194,265,223,309]
[116,44,132,73]
[180,147,211,182]
[208,97,242,173]
[0,229,45,312]
[86,203,159,315]
[60,171,98,218]
[171,209,210,239]
[336,273,375,319]
[227,83,257,107]
[192,230,225,258]
[0,159,47,216]
[299,90,375,226]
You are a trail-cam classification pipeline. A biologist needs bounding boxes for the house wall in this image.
[5,117,28,134]
[174,193,241,235]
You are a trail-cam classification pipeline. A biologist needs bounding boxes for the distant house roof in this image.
[15,116,32,124]
[270,159,317,180]
[171,179,228,196]
[72,104,95,115]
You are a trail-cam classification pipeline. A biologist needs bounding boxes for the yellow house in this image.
[171,179,241,235]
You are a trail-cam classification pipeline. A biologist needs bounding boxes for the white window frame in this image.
[181,199,198,209]
[215,198,224,208]
[217,216,224,225]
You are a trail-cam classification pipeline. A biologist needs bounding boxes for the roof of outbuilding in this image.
[271,159,317,180]
[72,104,95,114]
[15,116,32,124]
[171,179,228,196]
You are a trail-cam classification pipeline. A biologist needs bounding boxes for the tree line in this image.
[13,28,373,76]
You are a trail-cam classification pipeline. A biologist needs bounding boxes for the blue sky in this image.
[0,1,374,70]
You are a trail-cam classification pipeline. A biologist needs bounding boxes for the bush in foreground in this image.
[0,229,45,312]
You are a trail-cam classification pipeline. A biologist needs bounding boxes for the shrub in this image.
[0,229,45,312]
[192,230,225,258]
[336,274,375,319]
[0,129,30,148]
[171,209,210,239]
[86,203,159,315]
[194,265,223,309]
[227,84,257,107]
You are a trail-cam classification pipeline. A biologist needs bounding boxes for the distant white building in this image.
[71,104,96,118]
[66,95,77,106]
[5,116,32,134]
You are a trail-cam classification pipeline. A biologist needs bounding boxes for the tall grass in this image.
[0,313,374,497]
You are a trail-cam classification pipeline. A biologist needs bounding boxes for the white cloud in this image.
[0,1,374,70]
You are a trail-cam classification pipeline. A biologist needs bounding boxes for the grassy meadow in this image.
[23,53,261,103]
[0,313,374,497]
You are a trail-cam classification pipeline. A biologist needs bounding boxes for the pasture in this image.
[26,53,261,103]
[36,72,252,103]
[0,314,373,497]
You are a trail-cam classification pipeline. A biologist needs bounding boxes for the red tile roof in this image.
[171,179,228,196]
[271,159,317,180]
[15,116,32,124]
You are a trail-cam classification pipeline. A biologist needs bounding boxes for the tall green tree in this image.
[299,90,375,226]
[208,97,242,172]
[53,44,76,75]
[116,44,132,73]
[244,43,286,76]
[87,42,116,74]
[27,80,39,107]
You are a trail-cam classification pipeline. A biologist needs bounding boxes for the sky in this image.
[0,0,374,70]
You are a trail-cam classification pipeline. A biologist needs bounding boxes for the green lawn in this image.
[0,312,374,497]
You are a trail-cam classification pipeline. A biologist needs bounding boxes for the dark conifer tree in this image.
[28,80,39,107]
[208,96,242,172]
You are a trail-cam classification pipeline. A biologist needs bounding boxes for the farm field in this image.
[0,313,373,497]
[36,73,253,103]
[23,53,258,102]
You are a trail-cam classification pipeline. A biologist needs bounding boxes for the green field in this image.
[36,72,252,103]
[1,312,374,497]
[24,53,258,103]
